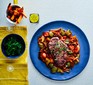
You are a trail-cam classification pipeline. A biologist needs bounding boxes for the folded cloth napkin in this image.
[0,26,28,85]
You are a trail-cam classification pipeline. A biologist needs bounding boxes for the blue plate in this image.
[30,21,90,81]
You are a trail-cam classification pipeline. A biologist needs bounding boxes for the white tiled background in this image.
[0,0,93,85]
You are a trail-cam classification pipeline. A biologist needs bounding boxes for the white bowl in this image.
[6,4,23,25]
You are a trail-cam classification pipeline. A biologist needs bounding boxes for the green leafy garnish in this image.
[4,36,24,56]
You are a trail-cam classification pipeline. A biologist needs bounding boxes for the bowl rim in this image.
[6,4,22,25]
[1,34,26,59]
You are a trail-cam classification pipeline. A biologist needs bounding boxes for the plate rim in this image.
[29,20,90,81]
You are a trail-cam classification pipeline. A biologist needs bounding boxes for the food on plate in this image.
[6,3,27,24]
[38,28,80,73]
[29,13,39,23]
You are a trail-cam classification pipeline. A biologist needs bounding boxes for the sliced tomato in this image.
[63,36,67,39]
[42,52,47,58]
[43,32,49,37]
[39,52,47,62]
[74,45,80,53]
[69,45,75,50]
[60,36,67,41]
[60,37,64,41]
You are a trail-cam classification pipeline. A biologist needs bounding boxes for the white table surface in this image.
[0,0,93,85]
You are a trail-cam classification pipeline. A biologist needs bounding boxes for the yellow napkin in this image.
[0,26,28,85]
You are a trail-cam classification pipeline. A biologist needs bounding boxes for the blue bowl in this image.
[1,34,25,59]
